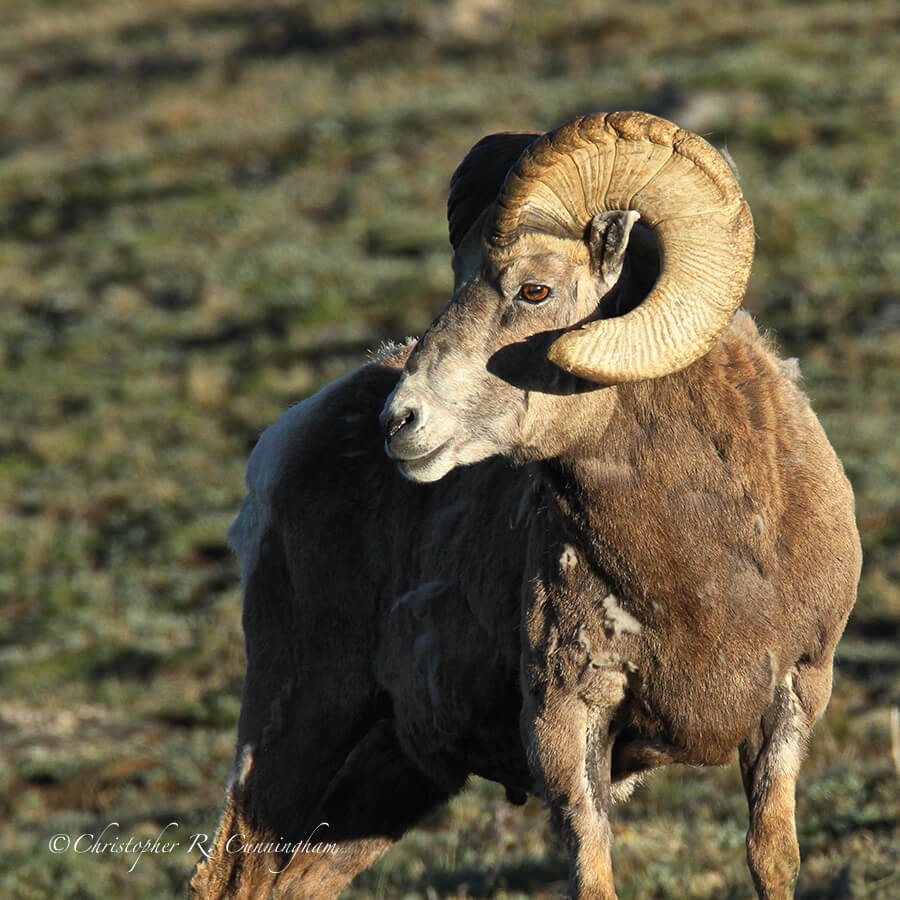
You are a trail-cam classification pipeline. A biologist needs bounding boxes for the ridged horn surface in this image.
[492,111,755,383]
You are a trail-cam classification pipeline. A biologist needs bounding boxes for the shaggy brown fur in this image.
[191,310,859,899]
[193,114,859,899]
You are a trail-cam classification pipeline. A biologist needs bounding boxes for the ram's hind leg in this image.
[191,719,455,899]
[271,718,459,898]
[189,545,453,897]
[739,664,832,900]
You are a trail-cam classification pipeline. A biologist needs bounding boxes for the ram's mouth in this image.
[392,439,455,483]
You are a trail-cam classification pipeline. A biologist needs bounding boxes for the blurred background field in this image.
[0,0,897,897]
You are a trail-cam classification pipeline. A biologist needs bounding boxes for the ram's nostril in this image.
[386,407,415,440]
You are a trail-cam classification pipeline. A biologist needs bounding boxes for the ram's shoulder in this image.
[714,310,802,386]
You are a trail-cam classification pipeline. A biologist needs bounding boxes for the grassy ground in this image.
[0,0,897,897]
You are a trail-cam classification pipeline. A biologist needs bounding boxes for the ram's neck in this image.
[541,313,801,612]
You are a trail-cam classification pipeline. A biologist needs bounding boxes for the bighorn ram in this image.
[191,111,861,900]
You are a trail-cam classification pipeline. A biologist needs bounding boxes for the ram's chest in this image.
[521,528,783,763]
[521,536,643,708]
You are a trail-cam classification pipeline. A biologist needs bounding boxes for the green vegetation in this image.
[1,0,896,897]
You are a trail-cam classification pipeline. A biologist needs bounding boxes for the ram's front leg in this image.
[739,661,834,900]
[522,628,626,900]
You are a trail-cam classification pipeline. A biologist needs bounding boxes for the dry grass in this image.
[1,0,897,897]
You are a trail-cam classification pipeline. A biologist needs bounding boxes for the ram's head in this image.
[382,111,755,482]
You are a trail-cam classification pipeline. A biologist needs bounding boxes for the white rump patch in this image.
[602,593,641,637]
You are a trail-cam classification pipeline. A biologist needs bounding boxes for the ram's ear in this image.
[588,210,641,288]
[451,205,491,289]
[448,131,540,251]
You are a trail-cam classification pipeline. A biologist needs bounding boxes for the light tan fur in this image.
[195,119,860,899]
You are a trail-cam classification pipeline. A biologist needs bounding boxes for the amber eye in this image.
[519,283,551,303]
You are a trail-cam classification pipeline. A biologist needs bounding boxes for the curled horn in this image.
[492,111,755,383]
[448,131,540,252]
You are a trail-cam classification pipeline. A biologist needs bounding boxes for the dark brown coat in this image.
[191,310,859,899]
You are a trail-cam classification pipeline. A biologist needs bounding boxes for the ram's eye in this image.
[519,283,551,304]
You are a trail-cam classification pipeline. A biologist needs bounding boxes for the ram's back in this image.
[229,342,532,789]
